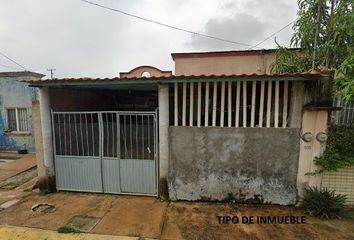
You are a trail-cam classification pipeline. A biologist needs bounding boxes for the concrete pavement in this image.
[0,153,36,181]
[1,192,354,239]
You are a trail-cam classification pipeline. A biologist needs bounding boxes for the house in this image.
[0,71,44,152]
[24,49,332,205]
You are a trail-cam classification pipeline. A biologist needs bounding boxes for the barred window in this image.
[7,108,29,132]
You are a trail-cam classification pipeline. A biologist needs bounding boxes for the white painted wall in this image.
[158,84,169,179]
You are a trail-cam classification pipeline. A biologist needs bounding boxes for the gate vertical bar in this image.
[98,112,104,192]
[63,114,67,155]
[74,114,79,155]
[155,110,159,196]
[117,112,121,193]
[142,115,144,159]
[136,115,138,159]
[85,114,89,156]
[91,113,94,156]
[57,114,62,155]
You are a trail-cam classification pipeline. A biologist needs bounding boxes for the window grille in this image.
[6,108,29,132]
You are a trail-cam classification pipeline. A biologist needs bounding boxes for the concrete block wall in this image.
[168,127,300,205]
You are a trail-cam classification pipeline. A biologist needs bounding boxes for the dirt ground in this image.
[0,191,354,240]
[1,152,354,239]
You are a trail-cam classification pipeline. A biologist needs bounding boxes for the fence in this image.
[331,97,354,125]
[173,80,291,128]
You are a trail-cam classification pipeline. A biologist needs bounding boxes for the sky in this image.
[0,0,298,79]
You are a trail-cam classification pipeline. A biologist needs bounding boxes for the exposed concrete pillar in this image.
[38,87,54,176]
[32,101,46,179]
[158,84,169,199]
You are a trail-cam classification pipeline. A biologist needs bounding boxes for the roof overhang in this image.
[0,71,45,78]
[22,72,331,89]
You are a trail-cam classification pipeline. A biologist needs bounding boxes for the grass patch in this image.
[57,226,82,234]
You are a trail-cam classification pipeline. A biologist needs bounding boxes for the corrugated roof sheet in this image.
[22,72,331,85]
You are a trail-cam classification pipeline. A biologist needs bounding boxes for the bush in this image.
[300,187,347,219]
[314,125,354,171]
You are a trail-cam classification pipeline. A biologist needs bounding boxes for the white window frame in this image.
[6,107,29,133]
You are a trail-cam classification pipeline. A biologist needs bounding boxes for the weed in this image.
[57,226,82,234]
[300,187,347,219]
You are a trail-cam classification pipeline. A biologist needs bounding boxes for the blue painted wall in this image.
[0,73,42,152]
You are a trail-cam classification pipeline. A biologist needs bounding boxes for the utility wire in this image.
[0,63,22,70]
[252,20,296,48]
[0,51,27,70]
[79,0,258,48]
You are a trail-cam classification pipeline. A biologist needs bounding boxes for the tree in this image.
[271,0,354,101]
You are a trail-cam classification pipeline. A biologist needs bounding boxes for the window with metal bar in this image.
[6,108,29,132]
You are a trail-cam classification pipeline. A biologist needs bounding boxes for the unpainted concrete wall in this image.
[174,52,276,76]
[0,75,38,152]
[32,101,46,178]
[168,127,300,205]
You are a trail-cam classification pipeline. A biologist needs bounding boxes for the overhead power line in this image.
[0,51,27,70]
[0,63,22,70]
[252,20,296,48]
[79,0,258,48]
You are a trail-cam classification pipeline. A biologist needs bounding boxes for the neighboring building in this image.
[0,71,45,152]
[172,48,301,76]
[25,49,333,205]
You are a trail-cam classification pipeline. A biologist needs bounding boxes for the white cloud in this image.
[0,0,298,78]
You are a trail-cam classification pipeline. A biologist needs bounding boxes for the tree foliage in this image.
[271,0,354,100]
[270,47,309,73]
[314,125,354,171]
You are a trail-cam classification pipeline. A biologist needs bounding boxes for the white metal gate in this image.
[52,111,158,196]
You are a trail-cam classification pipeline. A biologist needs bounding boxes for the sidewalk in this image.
[0,153,36,181]
[0,191,354,239]
[0,152,37,207]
